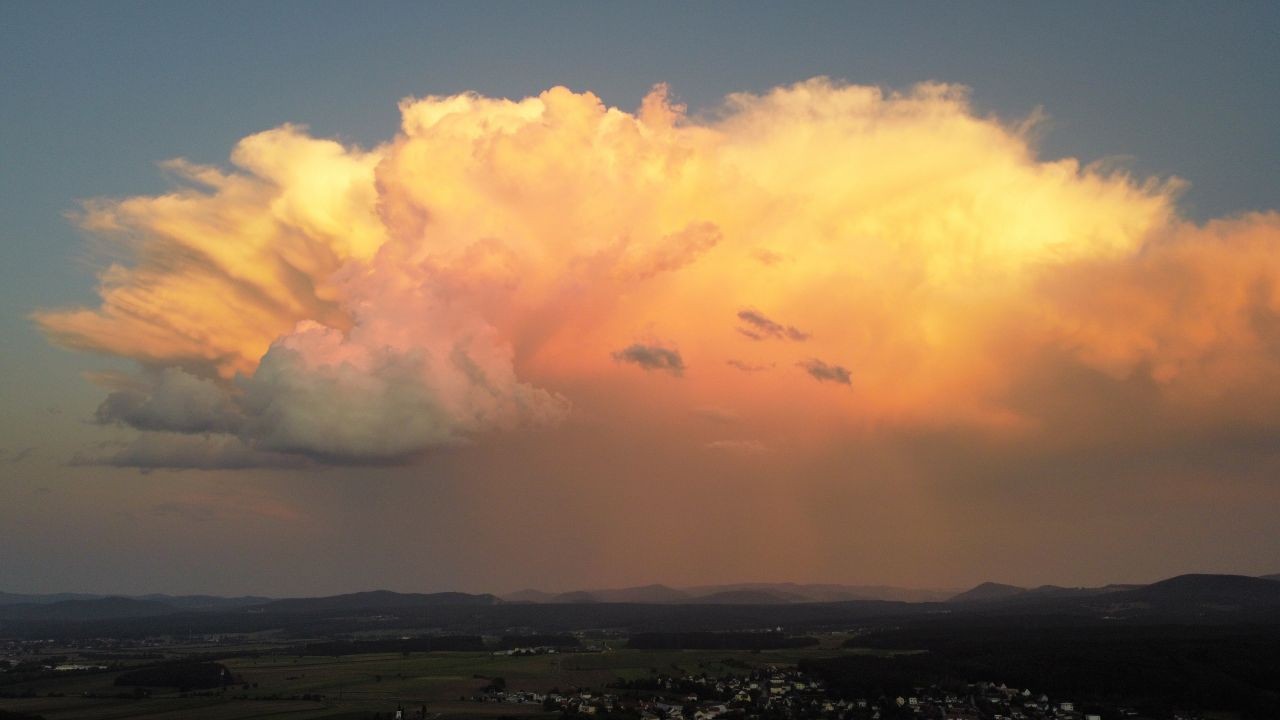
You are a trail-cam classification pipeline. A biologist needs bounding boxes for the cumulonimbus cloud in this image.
[32,78,1280,467]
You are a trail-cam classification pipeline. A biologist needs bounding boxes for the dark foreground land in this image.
[2,573,1279,720]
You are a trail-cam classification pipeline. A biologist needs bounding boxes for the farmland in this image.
[0,637,863,720]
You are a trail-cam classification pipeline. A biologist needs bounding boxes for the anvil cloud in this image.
[35,79,1280,467]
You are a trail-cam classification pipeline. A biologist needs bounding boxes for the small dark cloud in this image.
[727,359,773,373]
[612,343,685,376]
[737,309,809,341]
[799,359,852,385]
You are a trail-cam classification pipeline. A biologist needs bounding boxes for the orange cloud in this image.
[33,79,1280,466]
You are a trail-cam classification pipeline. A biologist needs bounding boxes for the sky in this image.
[3,1,1280,597]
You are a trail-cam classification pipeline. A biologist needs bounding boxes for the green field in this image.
[0,637,893,720]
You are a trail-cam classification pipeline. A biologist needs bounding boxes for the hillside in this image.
[504,582,956,604]
[0,591,103,606]
[5,574,1280,635]
[138,594,272,610]
[502,588,558,603]
[257,590,500,614]
[0,596,180,621]
[574,584,692,604]
[549,591,597,603]
[948,582,1026,603]
[1096,574,1280,613]
[689,589,807,604]
[683,582,954,603]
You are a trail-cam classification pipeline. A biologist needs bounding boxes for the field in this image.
[0,636,880,720]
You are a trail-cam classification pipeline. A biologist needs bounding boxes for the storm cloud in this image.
[31,79,1280,470]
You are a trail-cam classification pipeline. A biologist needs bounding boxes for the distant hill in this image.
[948,581,1143,607]
[4,573,1280,640]
[138,594,272,610]
[0,596,180,621]
[549,591,598,604]
[948,582,1027,603]
[544,584,693,604]
[934,575,1280,619]
[689,589,807,604]
[1019,583,1140,600]
[1095,574,1280,613]
[683,583,954,603]
[10,573,1279,630]
[942,574,1280,617]
[504,582,955,604]
[258,590,500,614]
[0,591,270,611]
[0,591,103,606]
[502,588,559,603]
[582,584,692,603]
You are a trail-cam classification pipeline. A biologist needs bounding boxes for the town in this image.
[474,661,1187,720]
